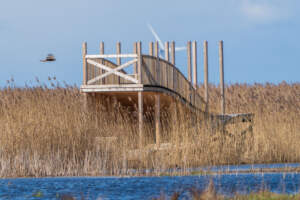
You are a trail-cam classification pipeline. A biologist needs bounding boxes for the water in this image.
[1,164,300,200]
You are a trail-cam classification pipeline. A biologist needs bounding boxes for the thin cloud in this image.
[240,0,291,23]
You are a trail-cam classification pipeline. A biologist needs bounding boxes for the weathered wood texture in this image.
[84,42,206,111]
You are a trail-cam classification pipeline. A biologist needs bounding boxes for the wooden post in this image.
[155,41,160,85]
[171,41,176,91]
[137,41,143,147]
[155,94,160,147]
[170,41,175,65]
[100,42,105,84]
[219,40,225,115]
[192,41,197,89]
[116,42,121,84]
[133,42,137,76]
[164,42,169,87]
[187,41,192,83]
[138,91,143,147]
[204,41,209,112]
[149,42,153,56]
[164,42,169,61]
[82,42,88,111]
[187,41,192,103]
[82,42,87,85]
[137,41,142,84]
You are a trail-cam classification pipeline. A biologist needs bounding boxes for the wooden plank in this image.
[204,40,209,112]
[82,42,87,85]
[155,94,161,147]
[219,40,225,115]
[86,59,138,84]
[86,54,138,59]
[192,41,197,89]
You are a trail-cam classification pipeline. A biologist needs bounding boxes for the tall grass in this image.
[0,80,299,177]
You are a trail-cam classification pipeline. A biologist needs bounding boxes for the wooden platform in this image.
[81,41,253,147]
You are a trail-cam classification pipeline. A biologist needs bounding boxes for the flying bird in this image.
[40,54,56,62]
[148,24,186,57]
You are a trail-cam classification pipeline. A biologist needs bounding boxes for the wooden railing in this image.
[141,55,205,110]
[84,54,205,110]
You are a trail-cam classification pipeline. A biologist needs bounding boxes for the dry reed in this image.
[0,80,299,177]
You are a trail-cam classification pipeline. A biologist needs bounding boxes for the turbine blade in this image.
[147,24,164,50]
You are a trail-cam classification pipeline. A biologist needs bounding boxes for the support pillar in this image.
[219,41,225,115]
[138,91,143,148]
[204,40,209,113]
[155,94,161,147]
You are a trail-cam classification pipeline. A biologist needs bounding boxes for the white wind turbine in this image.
[148,24,186,57]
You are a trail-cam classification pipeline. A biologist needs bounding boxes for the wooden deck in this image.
[80,41,253,147]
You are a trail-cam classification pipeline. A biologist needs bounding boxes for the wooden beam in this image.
[204,40,209,112]
[171,41,176,91]
[138,91,143,148]
[87,59,138,84]
[82,42,87,85]
[192,41,197,89]
[133,42,137,74]
[86,59,138,84]
[155,94,161,147]
[155,41,160,85]
[164,42,169,61]
[164,41,169,87]
[187,41,192,83]
[137,41,142,84]
[219,40,225,115]
[85,54,138,59]
[149,42,153,56]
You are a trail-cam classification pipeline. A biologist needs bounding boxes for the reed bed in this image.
[0,80,299,177]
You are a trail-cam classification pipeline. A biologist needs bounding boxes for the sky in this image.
[0,0,299,87]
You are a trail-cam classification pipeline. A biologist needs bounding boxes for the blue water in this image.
[1,164,300,199]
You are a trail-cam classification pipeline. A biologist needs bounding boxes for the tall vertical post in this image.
[100,42,105,84]
[82,42,88,111]
[155,94,160,147]
[82,42,87,85]
[187,41,192,83]
[192,41,197,89]
[171,41,176,91]
[170,41,175,65]
[116,42,121,84]
[137,41,143,147]
[155,41,160,85]
[164,42,169,87]
[133,42,137,75]
[187,41,192,102]
[204,40,209,113]
[219,40,225,115]
[164,42,169,61]
[149,42,153,56]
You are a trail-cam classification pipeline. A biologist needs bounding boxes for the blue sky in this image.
[0,0,299,87]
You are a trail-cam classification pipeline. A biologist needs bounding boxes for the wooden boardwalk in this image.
[80,41,253,147]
